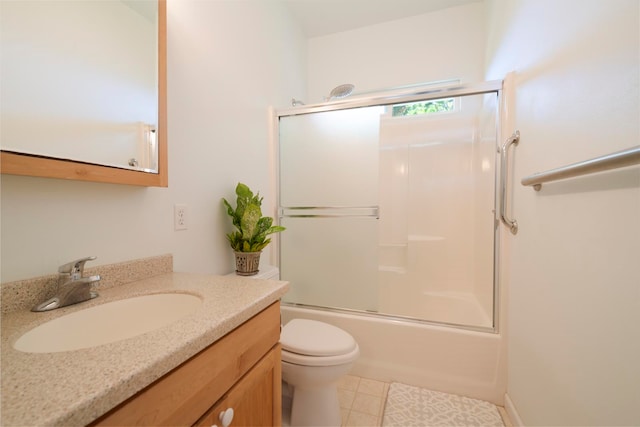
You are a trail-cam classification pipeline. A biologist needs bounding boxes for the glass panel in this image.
[279,90,498,330]
[280,217,379,312]
[279,107,384,207]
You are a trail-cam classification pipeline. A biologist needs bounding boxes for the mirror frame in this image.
[0,0,167,187]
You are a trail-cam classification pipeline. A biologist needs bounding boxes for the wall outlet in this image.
[174,204,187,230]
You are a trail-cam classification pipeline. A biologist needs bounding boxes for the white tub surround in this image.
[1,266,288,426]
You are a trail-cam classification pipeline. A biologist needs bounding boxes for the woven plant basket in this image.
[234,251,261,276]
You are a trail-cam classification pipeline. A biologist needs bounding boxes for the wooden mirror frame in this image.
[0,0,168,187]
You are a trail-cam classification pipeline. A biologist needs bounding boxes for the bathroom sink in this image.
[13,293,203,353]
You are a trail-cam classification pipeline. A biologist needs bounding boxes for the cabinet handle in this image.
[215,408,234,427]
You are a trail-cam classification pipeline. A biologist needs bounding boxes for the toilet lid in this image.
[280,319,357,357]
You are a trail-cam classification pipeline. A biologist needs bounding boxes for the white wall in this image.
[306,2,487,102]
[485,0,640,425]
[0,0,306,283]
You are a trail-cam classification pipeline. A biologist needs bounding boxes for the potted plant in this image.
[222,182,285,276]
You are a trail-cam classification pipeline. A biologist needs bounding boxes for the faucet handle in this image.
[58,256,97,280]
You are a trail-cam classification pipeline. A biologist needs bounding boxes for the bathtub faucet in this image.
[32,256,101,312]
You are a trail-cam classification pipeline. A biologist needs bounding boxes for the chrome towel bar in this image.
[522,145,640,191]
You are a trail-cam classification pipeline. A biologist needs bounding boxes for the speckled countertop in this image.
[1,272,289,426]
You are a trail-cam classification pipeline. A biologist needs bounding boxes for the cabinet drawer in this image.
[92,302,281,426]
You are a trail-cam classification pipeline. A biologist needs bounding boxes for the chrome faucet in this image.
[32,256,101,312]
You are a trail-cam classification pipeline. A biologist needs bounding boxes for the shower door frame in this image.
[274,79,505,334]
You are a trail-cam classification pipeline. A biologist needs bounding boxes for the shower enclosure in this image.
[276,81,502,332]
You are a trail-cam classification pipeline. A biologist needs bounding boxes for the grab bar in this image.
[500,131,520,235]
[522,145,640,191]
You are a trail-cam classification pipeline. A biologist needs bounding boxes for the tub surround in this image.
[0,257,289,426]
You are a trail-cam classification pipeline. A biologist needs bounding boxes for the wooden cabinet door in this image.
[196,344,281,427]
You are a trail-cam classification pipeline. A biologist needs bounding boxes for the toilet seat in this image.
[282,343,360,367]
[280,319,359,367]
[281,318,357,356]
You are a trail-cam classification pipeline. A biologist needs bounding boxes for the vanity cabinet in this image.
[92,302,282,426]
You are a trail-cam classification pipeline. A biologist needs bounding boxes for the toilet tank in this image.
[228,265,280,280]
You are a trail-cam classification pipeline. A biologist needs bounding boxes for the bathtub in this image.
[280,304,506,405]
[378,288,493,329]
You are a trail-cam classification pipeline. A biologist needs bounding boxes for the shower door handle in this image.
[279,206,379,218]
[500,131,520,235]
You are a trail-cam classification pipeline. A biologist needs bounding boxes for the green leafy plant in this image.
[222,182,285,252]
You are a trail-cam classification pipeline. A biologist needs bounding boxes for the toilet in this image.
[280,318,359,426]
[229,265,360,426]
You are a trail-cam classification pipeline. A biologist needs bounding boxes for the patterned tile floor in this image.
[337,375,513,427]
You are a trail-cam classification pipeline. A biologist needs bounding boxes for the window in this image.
[391,98,455,117]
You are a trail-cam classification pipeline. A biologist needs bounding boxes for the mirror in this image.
[0,0,167,187]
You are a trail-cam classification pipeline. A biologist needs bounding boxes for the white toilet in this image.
[230,265,360,426]
[280,318,359,426]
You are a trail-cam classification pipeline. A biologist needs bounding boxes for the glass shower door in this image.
[279,107,383,312]
[278,89,499,330]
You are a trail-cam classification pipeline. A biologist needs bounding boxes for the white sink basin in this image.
[14,293,203,353]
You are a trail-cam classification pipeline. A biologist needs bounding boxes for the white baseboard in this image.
[504,393,524,426]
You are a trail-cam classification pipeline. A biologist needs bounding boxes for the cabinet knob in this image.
[218,408,234,427]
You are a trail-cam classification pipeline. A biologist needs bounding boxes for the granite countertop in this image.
[1,272,289,426]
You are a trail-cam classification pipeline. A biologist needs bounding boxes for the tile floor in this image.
[337,375,513,427]
[337,375,389,426]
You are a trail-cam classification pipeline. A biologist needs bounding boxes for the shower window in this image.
[391,97,455,116]
[277,82,501,331]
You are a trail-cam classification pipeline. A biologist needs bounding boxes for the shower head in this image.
[326,84,354,100]
[291,98,305,106]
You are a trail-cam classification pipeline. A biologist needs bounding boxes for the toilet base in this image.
[290,385,341,427]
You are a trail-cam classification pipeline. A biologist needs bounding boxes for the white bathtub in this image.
[280,304,507,405]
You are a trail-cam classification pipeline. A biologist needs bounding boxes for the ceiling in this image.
[283,0,483,38]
